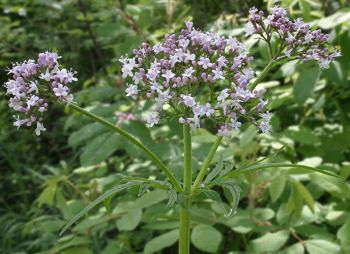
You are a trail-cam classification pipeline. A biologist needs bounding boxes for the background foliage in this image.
[1,0,350,253]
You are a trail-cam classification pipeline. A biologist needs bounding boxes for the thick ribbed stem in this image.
[179,124,192,254]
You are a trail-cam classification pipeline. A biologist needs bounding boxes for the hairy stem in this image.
[68,103,182,192]
[191,136,223,192]
[179,124,192,254]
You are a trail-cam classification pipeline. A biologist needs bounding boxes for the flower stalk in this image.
[179,124,192,254]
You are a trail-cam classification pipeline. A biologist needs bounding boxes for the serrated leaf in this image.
[204,159,224,185]
[222,182,241,216]
[166,188,178,207]
[191,224,222,253]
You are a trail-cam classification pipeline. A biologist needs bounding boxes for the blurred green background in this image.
[1,0,350,253]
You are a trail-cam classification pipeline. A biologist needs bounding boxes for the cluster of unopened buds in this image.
[3,52,77,135]
[246,6,340,68]
[120,20,273,136]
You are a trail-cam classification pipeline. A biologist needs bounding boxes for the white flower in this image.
[125,84,138,98]
[39,68,52,81]
[35,121,46,136]
[162,70,175,83]
[53,84,69,97]
[147,113,160,127]
[245,22,256,36]
[181,94,196,108]
[212,69,225,80]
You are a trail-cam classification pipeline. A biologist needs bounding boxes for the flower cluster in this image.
[3,51,77,135]
[246,6,340,68]
[120,21,272,135]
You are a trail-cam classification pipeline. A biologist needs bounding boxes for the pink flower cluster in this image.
[246,6,340,68]
[120,21,271,135]
[3,52,77,135]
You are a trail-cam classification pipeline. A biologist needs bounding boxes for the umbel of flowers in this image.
[120,21,272,136]
[3,52,77,135]
[246,6,340,67]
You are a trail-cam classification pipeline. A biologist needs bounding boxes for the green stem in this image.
[179,124,192,254]
[248,60,276,90]
[68,103,182,192]
[191,136,223,192]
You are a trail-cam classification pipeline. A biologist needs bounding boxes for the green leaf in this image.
[204,159,224,185]
[68,122,107,146]
[39,179,58,207]
[317,11,350,29]
[239,125,257,148]
[269,175,286,202]
[291,180,315,212]
[191,224,222,253]
[166,188,178,207]
[249,230,290,252]
[226,163,342,179]
[144,229,179,254]
[80,132,123,166]
[59,182,140,236]
[305,240,341,254]
[116,208,142,231]
[337,218,350,250]
[280,243,305,254]
[222,182,241,216]
[62,247,93,254]
[103,195,113,215]
[293,62,320,105]
[133,189,168,209]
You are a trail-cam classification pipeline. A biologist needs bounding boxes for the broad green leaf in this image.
[305,240,341,254]
[293,62,320,105]
[337,218,350,250]
[101,240,123,254]
[249,230,290,252]
[116,208,142,231]
[239,125,257,148]
[56,188,72,220]
[317,11,350,29]
[68,122,107,146]
[133,189,168,209]
[62,247,93,254]
[280,243,305,254]
[80,132,123,166]
[191,224,222,253]
[291,180,315,212]
[39,179,58,207]
[144,229,179,254]
[59,182,140,236]
[269,175,286,202]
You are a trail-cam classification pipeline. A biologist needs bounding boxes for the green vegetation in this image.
[1,0,350,253]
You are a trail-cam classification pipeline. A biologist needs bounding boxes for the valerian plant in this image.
[2,6,342,254]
